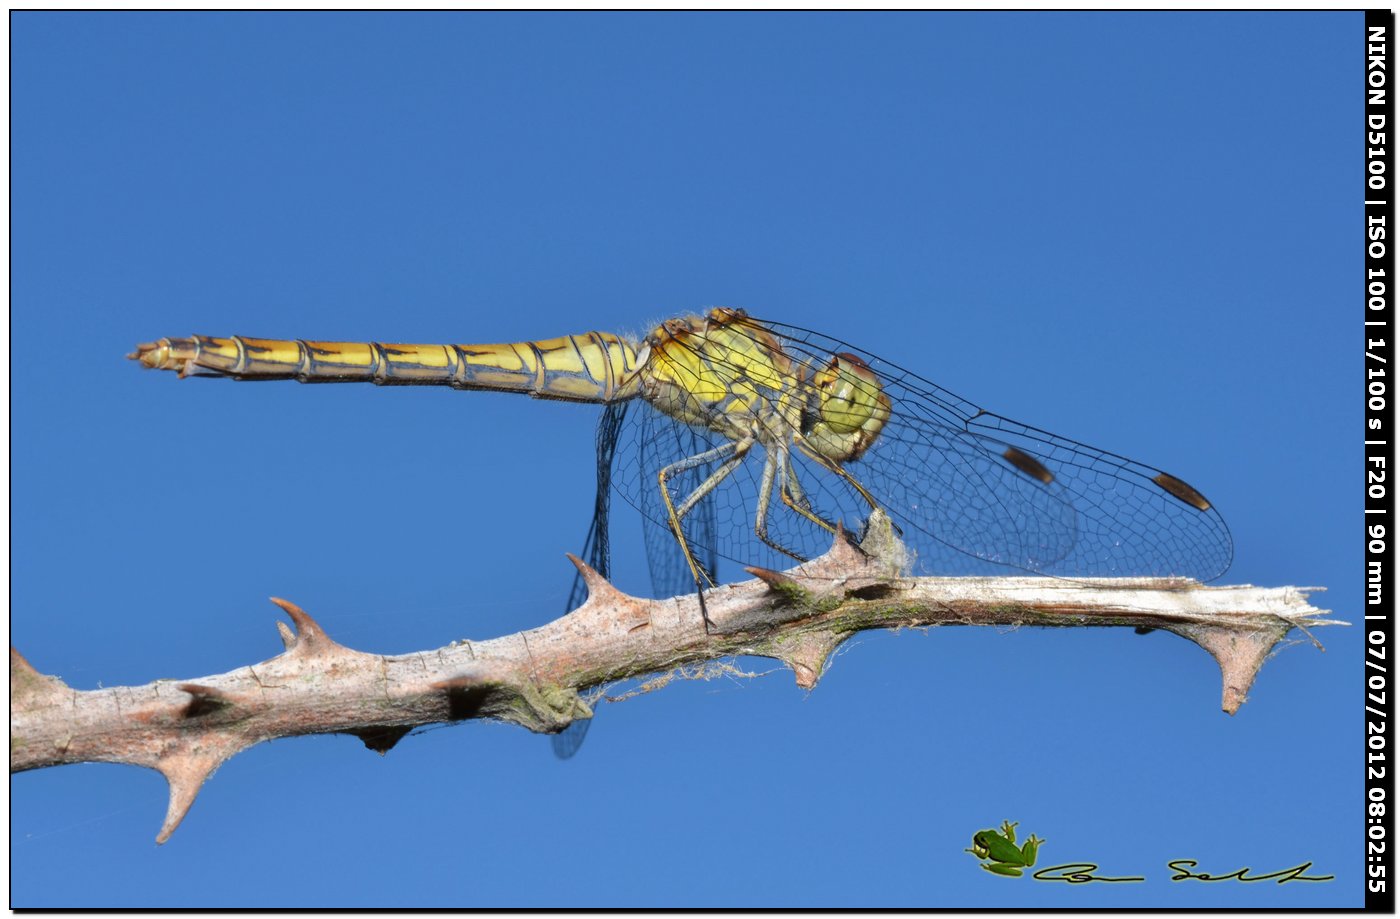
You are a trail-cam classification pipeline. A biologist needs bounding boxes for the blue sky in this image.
[12,11,1359,908]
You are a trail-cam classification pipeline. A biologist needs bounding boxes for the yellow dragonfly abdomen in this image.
[129,332,642,404]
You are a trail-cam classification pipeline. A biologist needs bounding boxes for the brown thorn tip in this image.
[176,682,230,698]
[269,597,334,649]
[792,664,819,690]
[11,646,39,676]
[781,631,844,691]
[829,520,858,552]
[176,683,236,717]
[565,553,600,582]
[1171,621,1287,717]
[823,520,869,569]
[12,647,70,705]
[564,553,624,604]
[155,755,219,845]
[269,596,306,618]
[745,566,804,594]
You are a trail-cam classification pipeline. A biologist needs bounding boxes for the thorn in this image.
[781,631,844,690]
[825,520,867,569]
[745,566,809,604]
[175,683,237,718]
[846,581,897,601]
[1166,621,1290,716]
[10,647,39,677]
[11,646,71,708]
[432,673,500,721]
[564,553,627,606]
[269,597,340,655]
[746,565,800,591]
[352,725,412,755]
[154,752,221,844]
[791,662,819,690]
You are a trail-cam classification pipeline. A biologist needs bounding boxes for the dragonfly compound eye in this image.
[804,353,891,461]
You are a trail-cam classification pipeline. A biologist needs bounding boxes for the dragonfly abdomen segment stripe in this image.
[583,331,615,401]
[526,340,548,394]
[232,336,249,374]
[450,345,470,388]
[293,339,312,381]
[446,334,634,401]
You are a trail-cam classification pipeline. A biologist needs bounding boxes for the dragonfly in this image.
[130,307,1233,756]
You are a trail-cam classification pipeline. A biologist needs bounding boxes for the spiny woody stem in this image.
[10,513,1342,843]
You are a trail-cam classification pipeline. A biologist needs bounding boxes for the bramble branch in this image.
[10,513,1342,844]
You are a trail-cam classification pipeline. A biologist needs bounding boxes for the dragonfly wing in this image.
[756,317,1233,580]
[551,401,629,760]
[960,409,1232,578]
[614,310,1230,593]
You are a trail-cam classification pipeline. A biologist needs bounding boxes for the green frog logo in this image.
[964,820,1045,877]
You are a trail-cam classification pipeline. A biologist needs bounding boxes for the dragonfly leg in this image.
[796,437,883,515]
[777,449,840,536]
[658,438,752,629]
[674,450,746,521]
[793,437,903,549]
[752,448,812,563]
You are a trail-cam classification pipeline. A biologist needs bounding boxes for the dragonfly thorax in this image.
[637,309,893,465]
[637,309,805,444]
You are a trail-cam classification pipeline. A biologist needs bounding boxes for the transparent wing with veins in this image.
[609,313,1232,584]
[551,401,718,760]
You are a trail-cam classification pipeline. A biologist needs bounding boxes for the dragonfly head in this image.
[805,352,891,462]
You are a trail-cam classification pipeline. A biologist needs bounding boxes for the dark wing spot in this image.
[1153,472,1212,511]
[1003,446,1054,485]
